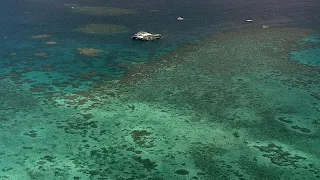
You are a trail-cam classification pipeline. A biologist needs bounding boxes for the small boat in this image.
[244,19,253,22]
[131,31,161,41]
[177,17,184,21]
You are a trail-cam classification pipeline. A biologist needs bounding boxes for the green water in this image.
[1,27,319,180]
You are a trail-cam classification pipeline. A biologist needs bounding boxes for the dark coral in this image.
[131,130,154,147]
[175,169,190,175]
[254,143,306,167]
[132,156,157,171]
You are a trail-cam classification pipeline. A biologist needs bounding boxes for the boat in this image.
[244,19,253,22]
[131,31,161,41]
[177,17,184,21]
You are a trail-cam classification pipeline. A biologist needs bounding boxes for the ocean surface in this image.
[0,0,319,179]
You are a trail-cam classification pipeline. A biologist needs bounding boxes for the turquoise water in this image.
[0,0,320,180]
[290,32,320,66]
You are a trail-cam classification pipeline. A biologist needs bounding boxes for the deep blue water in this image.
[2,0,319,44]
[1,0,319,80]
[1,1,319,45]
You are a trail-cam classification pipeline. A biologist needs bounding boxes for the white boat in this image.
[245,19,253,22]
[131,31,162,41]
[177,17,184,21]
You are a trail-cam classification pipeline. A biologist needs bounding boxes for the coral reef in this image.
[1,27,319,180]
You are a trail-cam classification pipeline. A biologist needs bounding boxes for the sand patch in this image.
[74,24,126,35]
[45,41,57,45]
[77,48,103,57]
[71,6,136,16]
[33,52,48,57]
[31,34,50,39]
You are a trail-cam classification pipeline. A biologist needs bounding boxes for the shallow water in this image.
[0,0,319,180]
